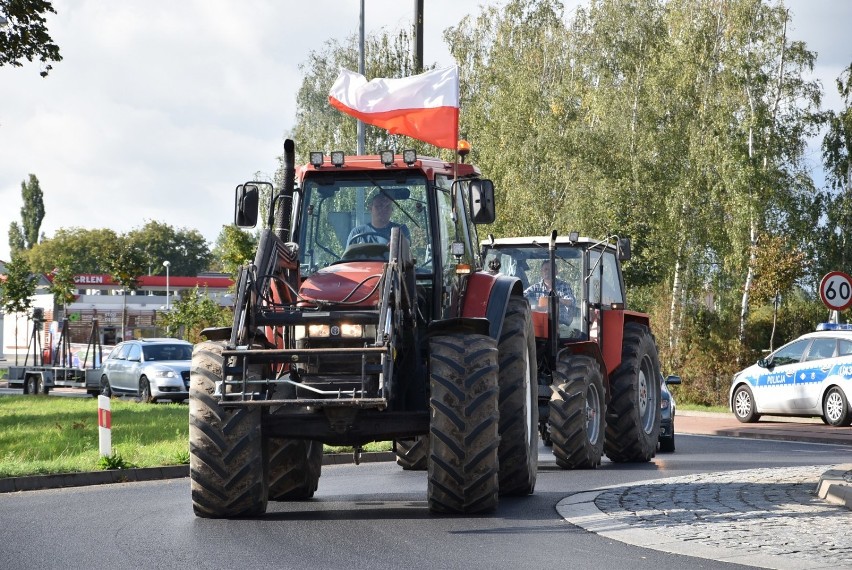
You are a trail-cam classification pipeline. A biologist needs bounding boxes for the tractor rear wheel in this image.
[604,323,661,463]
[394,436,428,470]
[267,439,323,500]
[189,341,267,518]
[548,354,605,469]
[497,297,538,495]
[427,333,499,514]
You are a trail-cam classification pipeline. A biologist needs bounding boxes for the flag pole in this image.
[357,0,366,155]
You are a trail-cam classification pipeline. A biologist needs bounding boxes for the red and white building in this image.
[0,269,233,362]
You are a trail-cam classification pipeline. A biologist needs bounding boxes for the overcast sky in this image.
[1,0,849,266]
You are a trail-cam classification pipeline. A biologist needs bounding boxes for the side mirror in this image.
[234,184,259,227]
[757,357,771,369]
[664,374,682,386]
[469,179,496,224]
[617,237,631,261]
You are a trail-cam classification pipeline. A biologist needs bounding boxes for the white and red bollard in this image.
[98,395,112,457]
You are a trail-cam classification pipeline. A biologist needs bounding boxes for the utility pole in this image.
[413,0,424,73]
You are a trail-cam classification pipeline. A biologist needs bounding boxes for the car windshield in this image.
[142,344,192,361]
[770,339,808,366]
[298,172,431,274]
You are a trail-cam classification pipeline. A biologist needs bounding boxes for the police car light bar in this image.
[815,322,852,331]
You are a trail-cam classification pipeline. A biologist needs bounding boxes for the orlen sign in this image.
[73,274,116,286]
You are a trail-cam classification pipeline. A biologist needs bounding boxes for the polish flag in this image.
[328,66,459,149]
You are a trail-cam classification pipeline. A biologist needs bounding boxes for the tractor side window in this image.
[588,250,601,305]
[601,251,624,306]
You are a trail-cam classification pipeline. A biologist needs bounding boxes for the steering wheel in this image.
[346,231,388,246]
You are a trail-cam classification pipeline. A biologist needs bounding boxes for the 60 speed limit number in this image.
[819,271,852,311]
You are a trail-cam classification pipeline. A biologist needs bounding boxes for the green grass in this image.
[677,403,729,414]
[0,396,190,478]
[0,395,392,478]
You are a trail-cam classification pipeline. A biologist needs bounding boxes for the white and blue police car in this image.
[729,323,852,426]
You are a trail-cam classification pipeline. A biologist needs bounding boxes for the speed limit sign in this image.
[819,271,852,311]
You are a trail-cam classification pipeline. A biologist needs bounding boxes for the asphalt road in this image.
[1,433,847,570]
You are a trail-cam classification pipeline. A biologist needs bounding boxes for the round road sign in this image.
[819,271,852,311]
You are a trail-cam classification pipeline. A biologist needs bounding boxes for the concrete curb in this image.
[815,463,852,509]
[0,452,396,494]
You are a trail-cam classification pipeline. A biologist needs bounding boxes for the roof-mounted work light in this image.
[380,150,394,166]
[330,151,345,167]
[309,152,324,168]
[402,149,417,165]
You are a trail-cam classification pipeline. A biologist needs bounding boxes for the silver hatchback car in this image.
[100,339,192,403]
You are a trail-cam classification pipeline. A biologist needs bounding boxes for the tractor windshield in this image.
[297,172,431,274]
[484,245,584,338]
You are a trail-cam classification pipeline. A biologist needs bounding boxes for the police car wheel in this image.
[732,385,760,423]
[823,387,852,427]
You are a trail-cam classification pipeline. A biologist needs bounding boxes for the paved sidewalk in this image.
[554,412,852,569]
[557,465,852,570]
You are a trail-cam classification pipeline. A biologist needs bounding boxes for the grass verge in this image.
[0,395,392,479]
[0,396,189,478]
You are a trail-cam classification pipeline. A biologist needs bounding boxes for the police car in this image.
[729,323,852,426]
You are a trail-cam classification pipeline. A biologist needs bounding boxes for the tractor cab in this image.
[482,233,630,348]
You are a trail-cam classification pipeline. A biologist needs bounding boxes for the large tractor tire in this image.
[189,341,268,518]
[394,436,428,470]
[265,380,323,500]
[427,333,500,514]
[548,354,605,469]
[267,439,323,500]
[496,297,538,496]
[604,323,662,463]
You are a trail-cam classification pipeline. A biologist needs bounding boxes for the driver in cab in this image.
[347,192,411,245]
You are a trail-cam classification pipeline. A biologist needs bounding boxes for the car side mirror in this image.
[757,357,771,369]
[235,184,259,227]
[469,179,496,224]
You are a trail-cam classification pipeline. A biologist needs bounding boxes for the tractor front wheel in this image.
[394,436,428,470]
[604,323,661,463]
[189,341,267,518]
[267,439,323,500]
[497,297,538,495]
[427,333,499,514]
[548,354,605,469]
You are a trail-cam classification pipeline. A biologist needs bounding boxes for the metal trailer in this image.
[6,316,105,397]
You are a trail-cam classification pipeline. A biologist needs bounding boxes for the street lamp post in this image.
[163,260,171,310]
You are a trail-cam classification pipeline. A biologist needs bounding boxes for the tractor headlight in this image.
[340,324,363,337]
[308,324,330,337]
[306,323,364,338]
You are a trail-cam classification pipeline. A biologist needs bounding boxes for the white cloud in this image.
[0,0,847,264]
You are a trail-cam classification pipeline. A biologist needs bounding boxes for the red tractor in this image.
[189,141,538,517]
[482,231,662,468]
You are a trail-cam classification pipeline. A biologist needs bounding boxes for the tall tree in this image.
[0,254,38,364]
[23,227,119,274]
[211,224,257,279]
[0,0,61,76]
[290,27,443,164]
[8,174,45,256]
[103,234,147,340]
[127,220,212,277]
[156,286,230,343]
[818,63,852,276]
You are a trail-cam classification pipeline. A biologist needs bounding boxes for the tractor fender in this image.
[600,309,651,375]
[461,272,523,340]
[426,317,491,339]
[557,341,611,401]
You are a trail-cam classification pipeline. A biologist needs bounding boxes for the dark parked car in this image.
[659,374,681,452]
[100,339,192,403]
